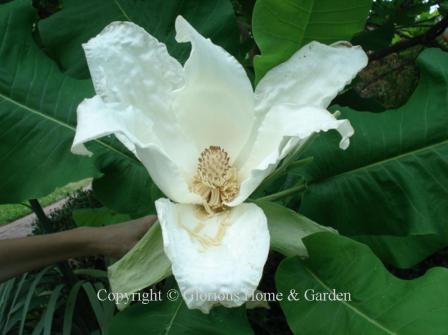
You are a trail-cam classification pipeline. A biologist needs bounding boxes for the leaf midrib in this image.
[113,0,131,21]
[0,91,138,163]
[163,300,183,335]
[304,266,398,335]
[311,137,448,186]
[301,0,317,46]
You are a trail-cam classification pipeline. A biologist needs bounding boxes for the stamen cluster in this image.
[191,146,239,214]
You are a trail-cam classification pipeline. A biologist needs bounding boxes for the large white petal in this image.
[235,41,366,169]
[83,21,183,116]
[155,198,270,313]
[71,96,152,156]
[81,21,197,166]
[72,21,200,202]
[229,105,353,206]
[255,41,368,113]
[173,16,254,162]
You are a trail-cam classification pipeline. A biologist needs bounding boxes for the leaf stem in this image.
[256,183,307,202]
[287,156,314,170]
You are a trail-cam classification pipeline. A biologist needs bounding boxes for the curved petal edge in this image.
[255,41,368,113]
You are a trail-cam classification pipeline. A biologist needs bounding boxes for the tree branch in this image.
[29,199,53,233]
[369,16,448,61]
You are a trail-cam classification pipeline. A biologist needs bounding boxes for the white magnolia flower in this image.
[72,16,367,313]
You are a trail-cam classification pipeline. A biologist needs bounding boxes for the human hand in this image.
[89,215,156,259]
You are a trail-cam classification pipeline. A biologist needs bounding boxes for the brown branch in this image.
[369,16,448,61]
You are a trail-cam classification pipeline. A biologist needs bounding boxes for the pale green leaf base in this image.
[108,221,171,311]
[257,200,337,257]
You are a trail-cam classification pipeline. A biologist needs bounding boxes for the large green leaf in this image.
[252,0,372,80]
[109,299,253,335]
[90,154,157,215]
[38,0,240,79]
[300,48,448,268]
[277,233,448,335]
[0,0,149,212]
[0,0,97,203]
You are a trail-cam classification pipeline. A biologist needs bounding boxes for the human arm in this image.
[0,215,156,283]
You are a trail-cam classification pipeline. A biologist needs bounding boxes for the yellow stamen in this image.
[191,146,239,214]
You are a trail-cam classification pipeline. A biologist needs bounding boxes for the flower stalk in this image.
[256,183,307,202]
